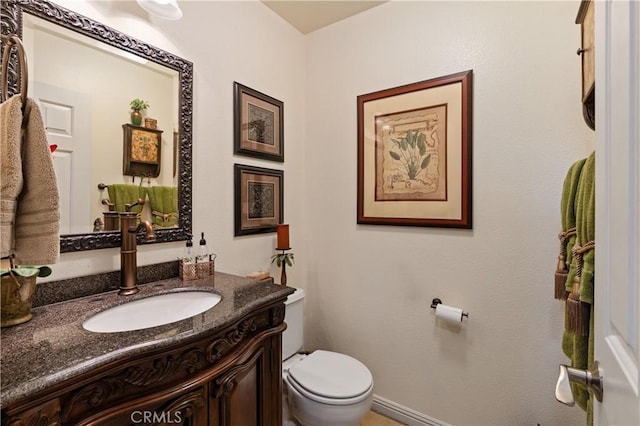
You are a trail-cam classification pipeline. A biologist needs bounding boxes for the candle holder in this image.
[271,248,294,286]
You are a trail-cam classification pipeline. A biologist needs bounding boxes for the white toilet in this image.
[283,288,374,426]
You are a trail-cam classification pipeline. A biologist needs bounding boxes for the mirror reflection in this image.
[24,14,179,235]
[1,0,193,252]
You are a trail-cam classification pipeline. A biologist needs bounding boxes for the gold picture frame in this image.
[357,70,473,228]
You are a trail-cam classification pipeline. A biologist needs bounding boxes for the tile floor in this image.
[282,378,404,425]
[360,411,406,426]
[284,395,405,425]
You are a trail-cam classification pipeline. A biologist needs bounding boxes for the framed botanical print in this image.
[234,82,284,162]
[234,164,284,236]
[122,124,163,178]
[357,70,473,228]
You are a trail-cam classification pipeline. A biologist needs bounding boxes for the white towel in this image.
[1,94,59,265]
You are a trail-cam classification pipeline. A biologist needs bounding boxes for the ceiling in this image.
[261,1,386,34]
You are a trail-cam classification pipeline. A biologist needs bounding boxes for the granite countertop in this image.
[0,272,294,407]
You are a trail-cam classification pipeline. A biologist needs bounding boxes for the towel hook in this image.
[1,34,28,110]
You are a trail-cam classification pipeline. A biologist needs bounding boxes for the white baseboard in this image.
[371,395,450,426]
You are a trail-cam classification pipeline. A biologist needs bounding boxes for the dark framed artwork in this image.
[234,82,284,162]
[122,123,163,178]
[234,164,284,236]
[357,70,473,228]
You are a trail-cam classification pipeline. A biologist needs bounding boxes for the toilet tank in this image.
[283,287,304,360]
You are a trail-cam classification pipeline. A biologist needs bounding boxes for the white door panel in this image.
[39,100,73,137]
[594,0,640,424]
[50,151,72,236]
[33,82,91,235]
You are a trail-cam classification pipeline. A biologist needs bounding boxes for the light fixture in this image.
[136,0,183,20]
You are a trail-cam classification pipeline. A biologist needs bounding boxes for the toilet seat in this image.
[286,350,373,406]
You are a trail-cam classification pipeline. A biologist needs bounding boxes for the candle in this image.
[276,224,290,250]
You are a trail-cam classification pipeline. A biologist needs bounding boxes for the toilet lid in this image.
[287,350,373,400]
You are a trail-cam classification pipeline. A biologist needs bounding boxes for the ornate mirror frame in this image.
[1,0,193,252]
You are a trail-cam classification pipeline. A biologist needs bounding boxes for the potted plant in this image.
[1,265,52,327]
[271,252,294,286]
[129,98,149,126]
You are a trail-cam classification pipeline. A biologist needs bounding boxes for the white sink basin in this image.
[83,291,221,333]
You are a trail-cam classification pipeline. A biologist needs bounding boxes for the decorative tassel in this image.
[565,246,591,336]
[555,255,569,300]
[554,229,574,300]
[577,300,591,337]
[566,278,583,334]
[567,297,591,336]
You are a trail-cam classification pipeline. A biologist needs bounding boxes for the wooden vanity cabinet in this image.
[88,386,209,426]
[2,302,285,426]
[209,335,283,425]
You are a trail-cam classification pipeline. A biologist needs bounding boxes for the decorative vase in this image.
[1,273,37,327]
[131,110,143,126]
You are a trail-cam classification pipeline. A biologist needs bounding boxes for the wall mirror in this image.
[1,0,193,252]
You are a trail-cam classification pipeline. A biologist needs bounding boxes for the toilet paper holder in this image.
[430,298,469,319]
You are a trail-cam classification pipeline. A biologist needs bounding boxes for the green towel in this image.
[147,186,178,227]
[561,151,595,421]
[558,158,587,298]
[107,184,147,214]
[565,152,595,301]
[563,305,595,421]
[562,323,589,411]
[561,158,587,232]
[577,152,595,304]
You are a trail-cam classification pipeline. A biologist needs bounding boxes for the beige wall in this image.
[304,1,594,425]
[43,1,594,424]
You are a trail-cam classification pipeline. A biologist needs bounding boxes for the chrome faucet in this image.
[118,198,155,296]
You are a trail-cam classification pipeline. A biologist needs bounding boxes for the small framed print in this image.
[123,124,163,178]
[234,164,284,236]
[234,82,284,162]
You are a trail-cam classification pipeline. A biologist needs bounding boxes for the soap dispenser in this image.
[197,232,208,262]
[183,239,194,263]
[180,239,196,281]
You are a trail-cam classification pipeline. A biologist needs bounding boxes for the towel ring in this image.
[1,34,28,109]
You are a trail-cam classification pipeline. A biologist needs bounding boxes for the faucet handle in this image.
[125,198,146,212]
